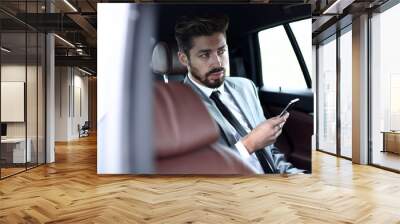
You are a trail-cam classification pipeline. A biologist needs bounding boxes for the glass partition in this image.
[27,0,41,170]
[0,1,46,179]
[317,36,337,155]
[38,32,45,165]
[27,31,38,169]
[1,30,28,177]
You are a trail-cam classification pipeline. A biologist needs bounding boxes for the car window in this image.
[258,20,310,91]
[290,19,312,76]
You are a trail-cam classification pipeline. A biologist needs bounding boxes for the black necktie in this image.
[210,91,275,173]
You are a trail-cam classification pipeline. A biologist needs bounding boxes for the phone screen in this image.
[279,98,300,117]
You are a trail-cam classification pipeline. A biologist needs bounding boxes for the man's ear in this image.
[177,51,189,67]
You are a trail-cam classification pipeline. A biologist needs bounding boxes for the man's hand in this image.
[241,113,289,154]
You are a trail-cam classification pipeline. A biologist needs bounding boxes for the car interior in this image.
[154,82,256,174]
[151,3,313,173]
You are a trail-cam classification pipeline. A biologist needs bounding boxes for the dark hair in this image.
[175,14,229,57]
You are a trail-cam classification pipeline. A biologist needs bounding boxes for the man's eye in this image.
[218,49,226,55]
[200,53,209,58]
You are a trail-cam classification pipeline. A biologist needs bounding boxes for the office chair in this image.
[79,121,90,138]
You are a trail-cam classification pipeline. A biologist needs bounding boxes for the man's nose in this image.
[210,53,222,67]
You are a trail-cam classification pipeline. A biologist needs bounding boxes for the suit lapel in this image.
[224,80,257,129]
[184,76,238,146]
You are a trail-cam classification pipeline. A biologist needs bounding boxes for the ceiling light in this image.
[76,48,86,56]
[322,0,354,15]
[54,34,75,48]
[1,47,11,53]
[63,0,78,12]
[78,67,93,76]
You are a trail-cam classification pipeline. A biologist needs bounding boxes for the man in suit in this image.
[175,14,303,174]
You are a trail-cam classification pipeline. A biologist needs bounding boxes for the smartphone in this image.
[279,98,300,117]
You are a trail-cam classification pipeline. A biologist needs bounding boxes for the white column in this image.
[45,1,56,163]
[46,33,55,163]
[352,14,369,164]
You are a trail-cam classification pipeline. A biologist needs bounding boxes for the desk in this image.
[382,131,400,154]
[1,138,31,163]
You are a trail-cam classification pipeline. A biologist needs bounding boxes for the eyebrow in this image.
[217,45,227,51]
[197,45,227,54]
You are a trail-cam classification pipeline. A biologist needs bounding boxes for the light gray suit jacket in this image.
[184,76,302,174]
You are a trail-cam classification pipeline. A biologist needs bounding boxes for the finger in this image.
[270,116,286,126]
[273,124,281,133]
[278,113,289,123]
[276,117,287,127]
[274,128,282,138]
[283,112,290,120]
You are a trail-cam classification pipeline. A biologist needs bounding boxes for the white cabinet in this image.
[1,138,32,163]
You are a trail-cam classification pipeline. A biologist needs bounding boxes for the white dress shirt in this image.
[188,73,264,173]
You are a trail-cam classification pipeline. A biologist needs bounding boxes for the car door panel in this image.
[259,88,313,171]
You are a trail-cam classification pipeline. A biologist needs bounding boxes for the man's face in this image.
[179,32,229,88]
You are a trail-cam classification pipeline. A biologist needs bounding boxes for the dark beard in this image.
[190,66,225,88]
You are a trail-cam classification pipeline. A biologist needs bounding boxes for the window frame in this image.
[315,22,353,160]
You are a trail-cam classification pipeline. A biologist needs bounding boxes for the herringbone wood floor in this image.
[1,135,400,223]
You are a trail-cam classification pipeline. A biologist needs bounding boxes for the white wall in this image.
[73,72,89,137]
[55,66,89,141]
[55,66,69,141]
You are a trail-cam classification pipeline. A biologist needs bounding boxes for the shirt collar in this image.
[188,72,225,98]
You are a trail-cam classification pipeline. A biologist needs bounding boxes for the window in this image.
[290,19,312,74]
[259,24,308,91]
[339,28,352,158]
[317,36,337,155]
[371,2,400,171]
